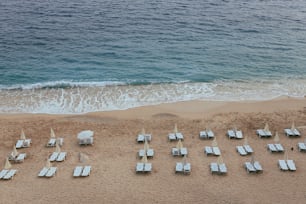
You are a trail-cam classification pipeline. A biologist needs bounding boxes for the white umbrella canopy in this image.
[20,129,26,140]
[50,128,56,138]
[4,158,12,169]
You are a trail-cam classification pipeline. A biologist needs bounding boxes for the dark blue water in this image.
[0,0,306,113]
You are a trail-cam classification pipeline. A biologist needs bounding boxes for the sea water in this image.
[1,0,306,113]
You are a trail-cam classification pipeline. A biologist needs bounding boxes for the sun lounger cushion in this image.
[212,147,221,156]
[144,163,152,172]
[147,149,154,157]
[0,169,9,179]
[168,133,176,141]
[3,169,17,180]
[267,144,277,152]
[38,167,49,177]
[275,144,284,152]
[210,163,219,173]
[46,167,57,177]
[287,160,296,171]
[205,146,213,155]
[219,164,227,174]
[278,160,288,171]
[56,152,66,162]
[49,152,59,161]
[136,163,144,172]
[73,166,83,177]
[82,166,91,176]
[245,162,256,173]
[176,163,183,172]
[253,161,263,171]
[236,146,247,156]
[244,145,253,153]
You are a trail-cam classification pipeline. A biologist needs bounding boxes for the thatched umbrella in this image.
[274,132,280,143]
[20,129,26,140]
[212,137,218,147]
[4,158,12,169]
[50,128,56,138]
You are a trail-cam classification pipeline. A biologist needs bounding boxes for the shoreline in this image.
[0,97,306,203]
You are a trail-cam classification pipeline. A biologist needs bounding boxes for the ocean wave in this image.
[0,79,305,114]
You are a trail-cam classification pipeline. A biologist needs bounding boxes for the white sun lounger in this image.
[284,129,300,137]
[245,162,256,173]
[136,163,144,172]
[205,146,213,155]
[227,130,236,139]
[176,132,184,140]
[46,167,57,177]
[267,144,277,152]
[139,149,145,157]
[253,161,263,172]
[172,148,180,156]
[49,152,59,161]
[168,133,176,141]
[236,130,243,139]
[210,163,219,174]
[0,169,9,179]
[15,140,24,149]
[180,148,188,156]
[212,147,221,156]
[219,163,227,174]
[278,160,288,171]
[287,160,296,171]
[244,145,253,153]
[144,163,152,172]
[275,144,284,152]
[236,146,247,156]
[81,166,91,176]
[183,163,191,174]
[15,153,26,163]
[207,130,214,138]
[256,129,272,138]
[38,167,49,177]
[298,142,306,151]
[56,152,67,162]
[3,169,17,180]
[147,149,154,157]
[200,130,214,139]
[199,131,207,139]
[175,162,183,173]
[47,138,56,147]
[73,166,83,177]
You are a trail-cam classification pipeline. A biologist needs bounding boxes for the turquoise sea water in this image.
[1,0,306,113]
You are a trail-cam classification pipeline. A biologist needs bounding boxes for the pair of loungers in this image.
[199,130,214,139]
[0,169,17,180]
[137,134,152,143]
[49,152,67,162]
[175,162,191,174]
[168,132,184,141]
[38,167,57,177]
[210,163,227,174]
[236,145,253,156]
[227,130,243,139]
[284,128,301,137]
[172,147,188,156]
[73,166,91,177]
[136,163,152,173]
[15,139,31,149]
[138,149,154,158]
[278,160,296,171]
[46,138,64,147]
[205,146,221,156]
[245,161,263,173]
[256,129,272,138]
[8,153,27,163]
[298,142,306,152]
[267,144,284,153]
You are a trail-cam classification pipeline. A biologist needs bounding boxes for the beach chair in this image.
[183,163,191,174]
[23,139,31,147]
[15,140,24,149]
[210,163,219,174]
[227,130,236,139]
[81,166,91,176]
[57,138,64,146]
[180,147,188,156]
[144,163,152,173]
[275,144,284,152]
[38,167,49,177]
[199,131,207,139]
[176,132,184,140]
[147,149,154,157]
[204,146,213,156]
[175,162,183,173]
[172,148,180,156]
[236,130,243,139]
[244,145,253,154]
[0,169,9,179]
[15,153,26,163]
[245,162,256,173]
[236,146,247,156]
[212,147,221,156]
[73,166,83,177]
[47,138,56,147]
[46,167,57,177]
[267,144,277,153]
[56,152,67,162]
[138,149,145,157]
[287,160,296,171]
[49,152,59,161]
[168,133,176,141]
[253,161,263,172]
[136,163,144,173]
[3,169,17,180]
[284,128,300,137]
[219,163,227,174]
[207,130,214,139]
[137,134,144,143]
[298,142,306,152]
[278,160,288,171]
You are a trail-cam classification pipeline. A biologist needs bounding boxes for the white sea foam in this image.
[0,79,305,114]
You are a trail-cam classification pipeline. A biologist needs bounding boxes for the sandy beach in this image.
[1,97,306,204]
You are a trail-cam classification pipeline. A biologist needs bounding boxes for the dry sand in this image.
[0,97,306,204]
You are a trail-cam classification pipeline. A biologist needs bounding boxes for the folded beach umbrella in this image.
[50,128,56,138]
[4,158,12,169]
[12,145,18,158]
[264,123,269,132]
[45,159,52,168]
[182,155,187,165]
[274,132,280,143]
[141,127,145,135]
[291,121,296,131]
[244,136,248,146]
[144,139,149,151]
[20,129,26,140]
[174,123,178,133]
